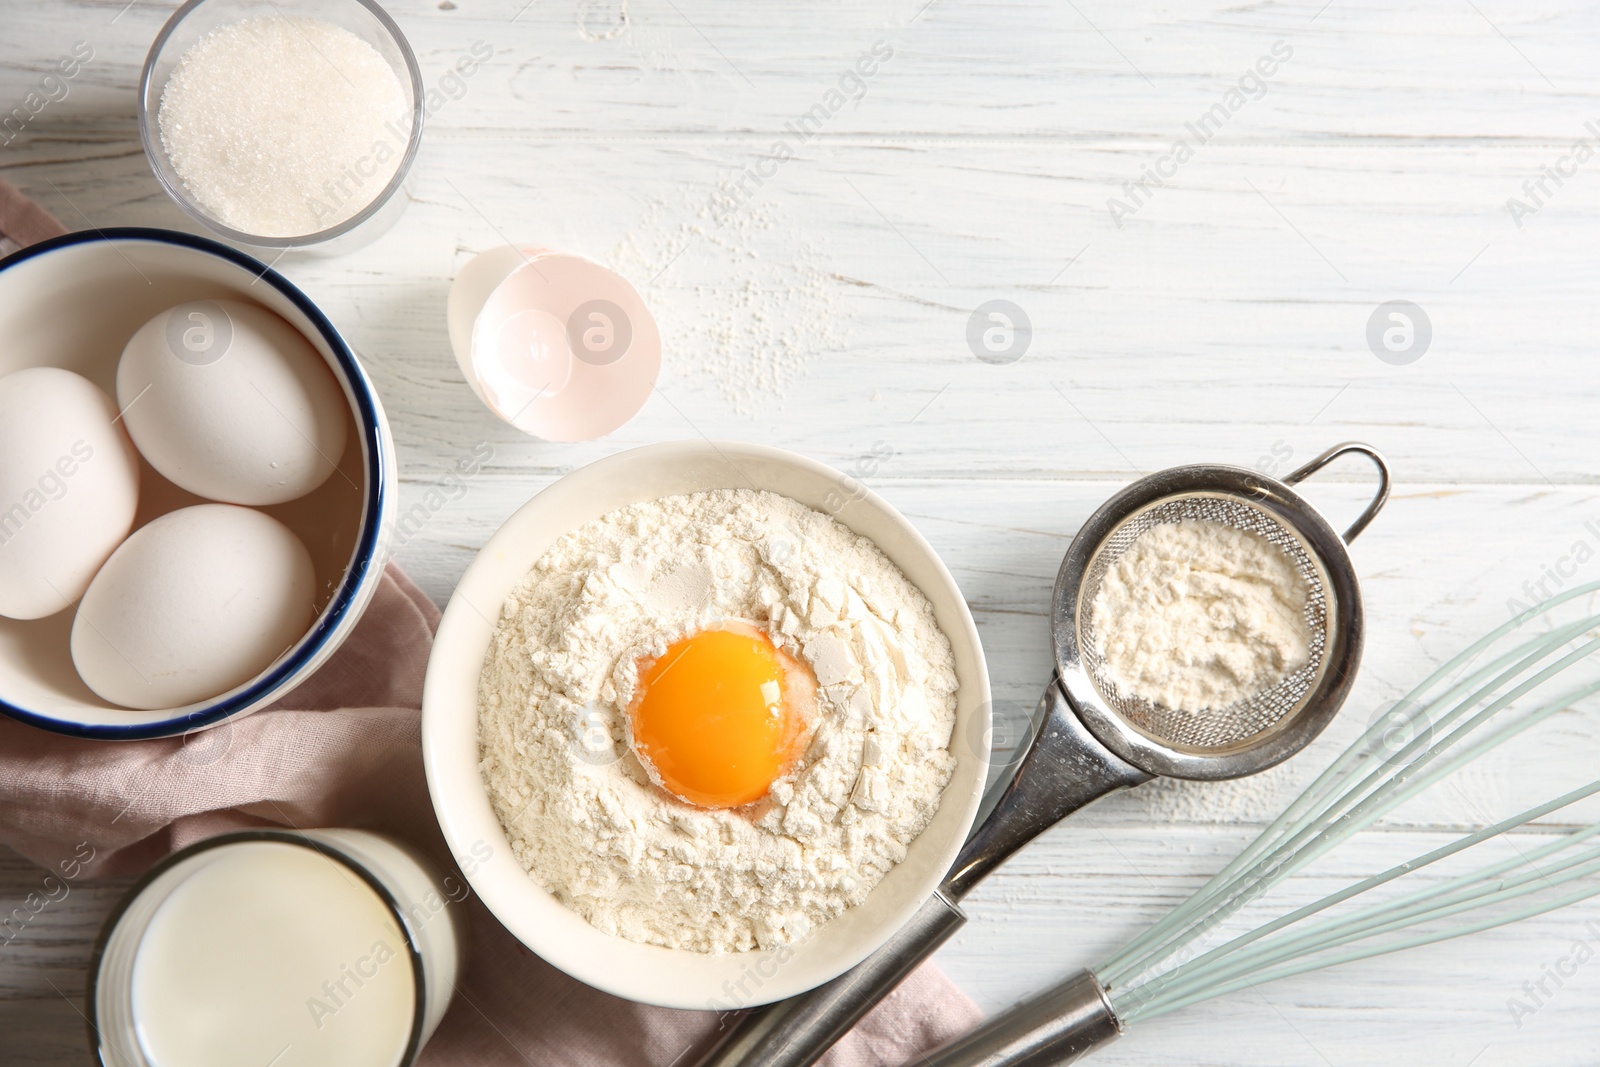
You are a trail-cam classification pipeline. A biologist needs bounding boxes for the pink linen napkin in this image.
[0,177,66,257]
[0,186,983,1066]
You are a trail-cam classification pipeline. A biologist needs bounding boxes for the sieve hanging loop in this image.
[1281,441,1390,544]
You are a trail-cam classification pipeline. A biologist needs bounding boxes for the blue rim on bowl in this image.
[0,227,388,740]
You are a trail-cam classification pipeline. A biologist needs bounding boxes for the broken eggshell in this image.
[447,246,660,442]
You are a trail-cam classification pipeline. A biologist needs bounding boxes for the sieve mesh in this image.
[1077,493,1332,752]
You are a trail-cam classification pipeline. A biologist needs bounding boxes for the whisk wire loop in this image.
[1097,607,1600,982]
[1136,875,1600,1021]
[1101,616,1600,987]
[1098,584,1600,1024]
[1120,779,1600,1019]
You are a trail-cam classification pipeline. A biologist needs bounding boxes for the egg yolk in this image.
[629,624,816,809]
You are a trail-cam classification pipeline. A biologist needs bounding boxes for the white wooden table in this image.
[6,0,1600,1062]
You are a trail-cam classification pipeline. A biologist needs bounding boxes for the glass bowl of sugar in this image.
[138,0,424,256]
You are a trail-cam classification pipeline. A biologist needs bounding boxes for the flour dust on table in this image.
[478,489,958,953]
[610,197,843,415]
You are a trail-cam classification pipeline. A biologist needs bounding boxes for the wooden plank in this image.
[6,0,1600,140]
[6,0,1600,1062]
[7,133,1598,483]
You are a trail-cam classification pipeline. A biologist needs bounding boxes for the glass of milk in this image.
[89,829,463,1067]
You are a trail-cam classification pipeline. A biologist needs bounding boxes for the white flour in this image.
[1091,519,1311,713]
[478,490,958,953]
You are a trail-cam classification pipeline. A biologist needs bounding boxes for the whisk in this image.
[913,581,1600,1066]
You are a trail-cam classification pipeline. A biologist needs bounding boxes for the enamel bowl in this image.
[0,228,395,739]
[421,440,990,1009]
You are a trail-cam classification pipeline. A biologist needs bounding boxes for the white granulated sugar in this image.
[478,490,959,953]
[611,197,843,415]
[1092,519,1311,713]
[158,16,409,238]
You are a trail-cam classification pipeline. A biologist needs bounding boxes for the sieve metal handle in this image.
[692,682,1151,1067]
[693,892,968,1067]
[1282,441,1390,544]
[942,680,1152,899]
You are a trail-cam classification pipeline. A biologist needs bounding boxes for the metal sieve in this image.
[1076,493,1331,754]
[695,442,1389,1067]
[1058,443,1386,779]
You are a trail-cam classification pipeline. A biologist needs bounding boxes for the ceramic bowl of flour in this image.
[421,440,990,1009]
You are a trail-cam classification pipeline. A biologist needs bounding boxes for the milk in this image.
[128,841,416,1067]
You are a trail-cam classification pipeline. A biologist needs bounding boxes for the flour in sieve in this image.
[1091,519,1312,713]
[477,489,959,953]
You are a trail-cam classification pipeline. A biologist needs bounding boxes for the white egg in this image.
[0,368,141,620]
[116,298,349,506]
[71,504,316,710]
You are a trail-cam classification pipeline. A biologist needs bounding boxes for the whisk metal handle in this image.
[909,969,1121,1067]
[693,683,1150,1067]
[1282,441,1390,544]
